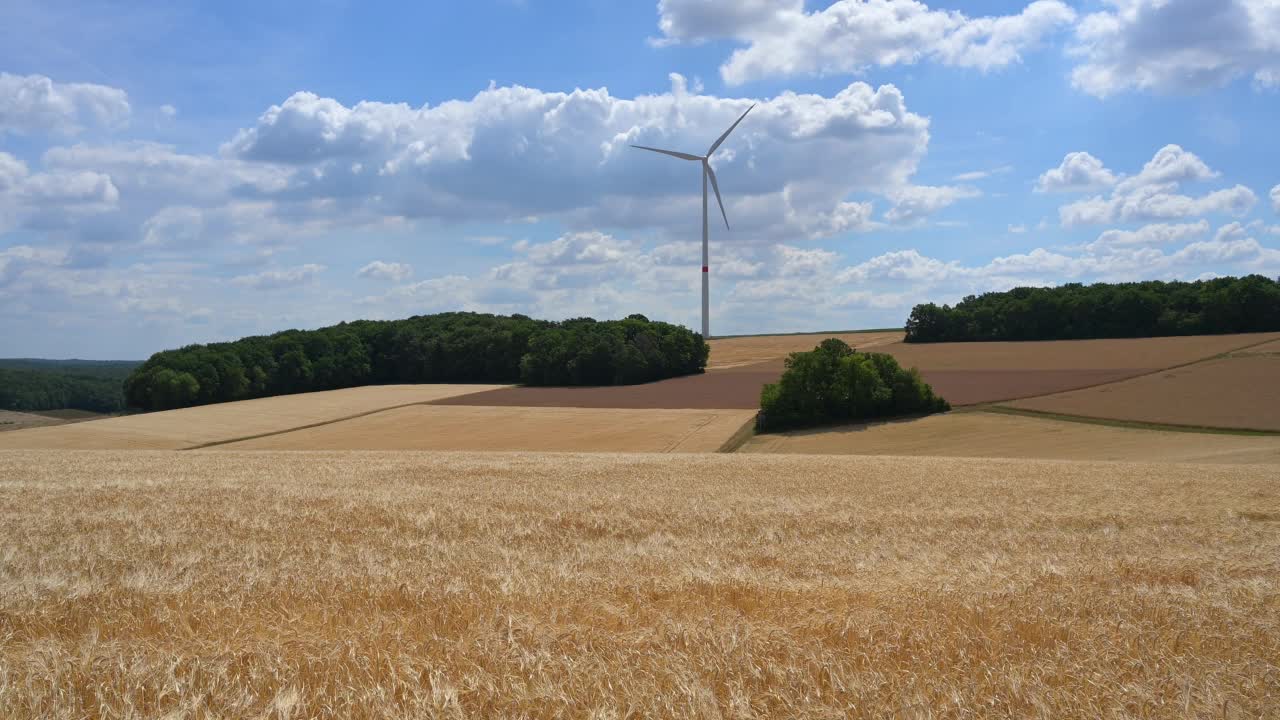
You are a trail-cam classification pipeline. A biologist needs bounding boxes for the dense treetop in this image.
[757,339,949,432]
[0,360,140,414]
[905,275,1280,343]
[124,312,709,411]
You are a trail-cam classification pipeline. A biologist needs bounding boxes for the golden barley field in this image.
[1,450,1277,719]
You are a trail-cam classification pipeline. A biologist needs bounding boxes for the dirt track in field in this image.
[743,410,1280,463]
[1007,354,1280,431]
[218,406,756,453]
[0,384,506,450]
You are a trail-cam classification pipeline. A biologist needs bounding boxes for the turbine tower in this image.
[632,104,753,339]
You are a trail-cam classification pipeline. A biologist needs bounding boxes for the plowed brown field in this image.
[0,384,506,450]
[743,410,1280,463]
[877,332,1280,370]
[219,405,756,453]
[440,332,1280,411]
[2,450,1277,718]
[1007,354,1280,431]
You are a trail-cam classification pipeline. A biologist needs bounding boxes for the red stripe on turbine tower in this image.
[702,266,708,272]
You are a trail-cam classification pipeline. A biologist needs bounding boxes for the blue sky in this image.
[2,0,1278,359]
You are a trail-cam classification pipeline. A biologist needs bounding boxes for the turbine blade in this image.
[706,104,754,156]
[705,163,729,231]
[630,145,702,161]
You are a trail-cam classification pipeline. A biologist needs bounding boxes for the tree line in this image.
[123,312,709,411]
[0,360,141,414]
[757,339,949,432]
[904,275,1280,343]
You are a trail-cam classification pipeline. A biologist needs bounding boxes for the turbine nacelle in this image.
[630,103,753,232]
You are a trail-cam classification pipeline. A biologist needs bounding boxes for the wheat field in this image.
[218,406,756,453]
[0,384,507,450]
[1,450,1277,718]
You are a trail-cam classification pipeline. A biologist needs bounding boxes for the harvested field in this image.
[433,364,776,410]
[743,410,1280,463]
[1230,338,1280,356]
[0,384,505,450]
[26,408,109,421]
[219,405,756,453]
[0,409,67,433]
[1,450,1277,718]
[910,367,1152,405]
[707,330,902,368]
[1007,354,1280,431]
[438,362,1158,409]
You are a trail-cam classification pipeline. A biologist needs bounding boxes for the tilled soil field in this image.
[434,362,1156,409]
[432,364,781,410]
[875,331,1280,370]
[442,332,1280,411]
[1007,354,1280,431]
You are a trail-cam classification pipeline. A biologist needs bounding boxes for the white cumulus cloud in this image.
[220,77,930,243]
[655,0,1076,85]
[1068,0,1280,97]
[1058,145,1256,226]
[1036,151,1118,192]
[1085,220,1210,252]
[883,184,981,225]
[0,72,130,135]
[231,264,326,290]
[356,261,413,282]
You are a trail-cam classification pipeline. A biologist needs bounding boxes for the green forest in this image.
[0,360,141,413]
[123,312,709,411]
[904,275,1280,343]
[757,339,949,432]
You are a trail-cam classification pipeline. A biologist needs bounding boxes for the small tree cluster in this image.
[758,339,949,432]
[904,275,1280,343]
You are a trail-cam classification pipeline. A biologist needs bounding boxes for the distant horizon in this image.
[3,1,1278,359]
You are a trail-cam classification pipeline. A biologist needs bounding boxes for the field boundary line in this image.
[954,332,1280,407]
[182,399,462,450]
[663,413,723,453]
[980,405,1280,437]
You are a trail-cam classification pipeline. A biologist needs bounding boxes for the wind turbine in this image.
[632,104,753,339]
